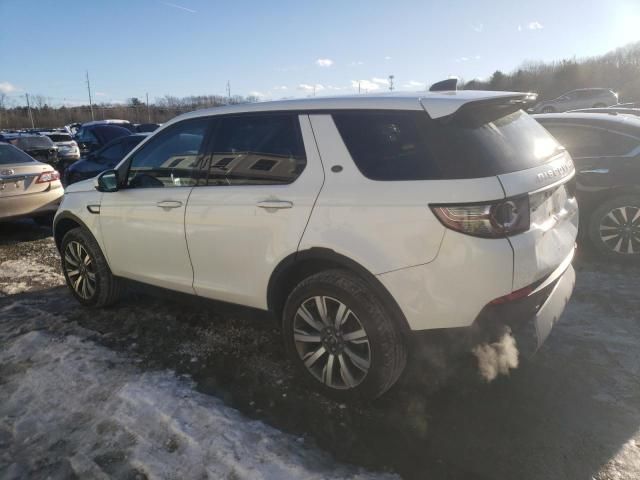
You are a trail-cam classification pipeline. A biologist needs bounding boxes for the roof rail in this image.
[429,78,458,92]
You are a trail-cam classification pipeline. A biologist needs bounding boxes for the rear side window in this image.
[333,109,561,180]
[195,114,306,186]
[542,124,639,157]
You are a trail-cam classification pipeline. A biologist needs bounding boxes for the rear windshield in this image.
[0,144,36,164]
[47,134,72,142]
[13,136,54,149]
[332,109,562,180]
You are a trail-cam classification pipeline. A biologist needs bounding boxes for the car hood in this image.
[65,177,96,193]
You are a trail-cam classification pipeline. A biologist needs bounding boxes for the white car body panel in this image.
[301,114,505,274]
[99,187,195,293]
[184,116,324,309]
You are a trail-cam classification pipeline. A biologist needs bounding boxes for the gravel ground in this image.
[1,219,640,479]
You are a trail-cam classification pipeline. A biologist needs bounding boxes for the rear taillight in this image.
[431,195,530,238]
[36,170,60,183]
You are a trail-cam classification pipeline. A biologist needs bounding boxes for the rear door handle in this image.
[256,200,293,209]
[156,200,183,209]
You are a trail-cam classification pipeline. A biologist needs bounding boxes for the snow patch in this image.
[0,321,395,479]
[0,259,64,295]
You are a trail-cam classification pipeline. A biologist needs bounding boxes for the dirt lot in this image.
[1,219,640,479]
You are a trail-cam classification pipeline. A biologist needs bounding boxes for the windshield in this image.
[0,144,36,164]
[14,136,54,149]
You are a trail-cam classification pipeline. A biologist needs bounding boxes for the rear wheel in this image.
[282,270,407,400]
[61,227,122,306]
[588,195,640,260]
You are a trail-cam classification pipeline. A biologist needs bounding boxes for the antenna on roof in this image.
[429,78,458,92]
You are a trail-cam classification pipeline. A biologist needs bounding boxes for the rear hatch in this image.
[422,97,578,290]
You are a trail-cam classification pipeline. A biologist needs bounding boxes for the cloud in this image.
[471,22,484,33]
[527,21,543,30]
[298,83,325,93]
[0,81,18,94]
[517,24,523,31]
[372,77,390,86]
[315,58,334,67]
[273,85,288,91]
[384,56,392,61]
[455,55,481,63]
[248,91,267,98]
[349,60,364,66]
[351,80,382,92]
[95,92,107,97]
[160,1,196,13]
[403,80,426,89]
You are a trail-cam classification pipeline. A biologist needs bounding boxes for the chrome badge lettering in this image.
[536,161,572,183]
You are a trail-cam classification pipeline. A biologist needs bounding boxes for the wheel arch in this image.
[267,248,411,334]
[53,212,91,253]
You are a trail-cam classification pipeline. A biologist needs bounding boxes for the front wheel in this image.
[61,227,122,306]
[588,196,640,260]
[282,270,407,400]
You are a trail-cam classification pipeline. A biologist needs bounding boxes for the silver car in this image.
[533,88,618,113]
[0,143,63,224]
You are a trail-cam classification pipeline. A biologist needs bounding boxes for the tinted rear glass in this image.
[0,144,36,164]
[13,136,54,149]
[47,134,72,142]
[332,109,562,180]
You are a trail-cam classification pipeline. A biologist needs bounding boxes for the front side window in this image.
[126,118,210,188]
[195,114,306,186]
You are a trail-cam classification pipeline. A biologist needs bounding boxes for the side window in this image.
[127,118,210,188]
[332,111,437,180]
[195,114,306,186]
[544,125,639,157]
[78,128,97,143]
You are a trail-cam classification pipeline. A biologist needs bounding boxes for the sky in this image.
[1,0,640,106]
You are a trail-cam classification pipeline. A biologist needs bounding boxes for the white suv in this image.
[54,91,578,399]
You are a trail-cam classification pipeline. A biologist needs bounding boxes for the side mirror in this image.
[95,169,119,192]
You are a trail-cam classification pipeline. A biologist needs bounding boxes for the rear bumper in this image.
[408,250,575,359]
[0,186,63,221]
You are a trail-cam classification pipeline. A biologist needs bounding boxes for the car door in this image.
[185,113,324,309]
[99,117,213,293]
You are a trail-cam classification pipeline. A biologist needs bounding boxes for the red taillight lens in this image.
[489,284,534,305]
[431,195,530,238]
[36,170,60,184]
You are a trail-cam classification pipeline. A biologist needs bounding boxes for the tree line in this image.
[0,94,260,130]
[464,41,640,102]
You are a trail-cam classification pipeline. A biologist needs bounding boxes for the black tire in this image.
[61,227,122,306]
[541,106,556,113]
[282,269,407,400]
[587,195,640,260]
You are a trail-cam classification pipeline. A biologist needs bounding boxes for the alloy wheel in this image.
[293,296,371,390]
[64,240,97,299]
[599,205,640,255]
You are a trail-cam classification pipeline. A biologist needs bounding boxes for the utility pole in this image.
[85,70,94,121]
[388,75,395,91]
[226,81,231,102]
[25,93,35,128]
[146,92,151,122]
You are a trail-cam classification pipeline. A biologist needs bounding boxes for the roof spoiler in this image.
[429,78,458,92]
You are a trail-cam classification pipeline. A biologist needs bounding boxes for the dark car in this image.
[74,124,132,156]
[4,134,58,167]
[64,133,149,186]
[534,112,640,259]
[134,123,160,133]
